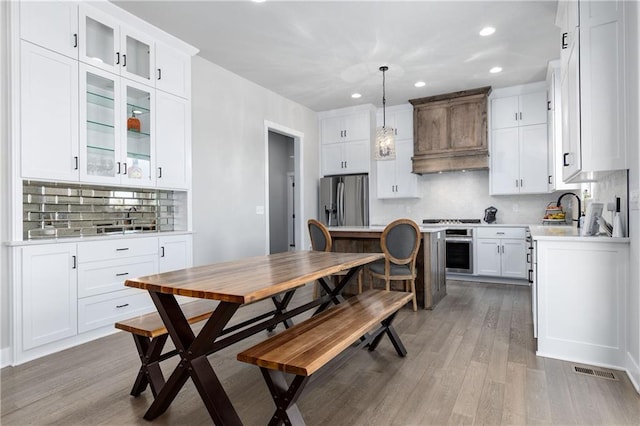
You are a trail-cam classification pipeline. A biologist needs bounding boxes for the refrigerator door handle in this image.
[337,181,345,226]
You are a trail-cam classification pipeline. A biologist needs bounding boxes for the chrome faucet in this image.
[556,192,582,227]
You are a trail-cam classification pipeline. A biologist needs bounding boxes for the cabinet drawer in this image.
[78,255,158,298]
[78,288,154,333]
[476,227,526,239]
[79,237,158,262]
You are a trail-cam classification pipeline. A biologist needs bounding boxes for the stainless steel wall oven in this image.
[445,228,474,274]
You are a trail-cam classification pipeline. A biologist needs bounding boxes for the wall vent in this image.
[573,366,618,381]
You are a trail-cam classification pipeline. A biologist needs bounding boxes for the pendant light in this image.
[374,65,396,161]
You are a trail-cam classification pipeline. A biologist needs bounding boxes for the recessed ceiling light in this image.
[351,93,362,99]
[414,81,426,88]
[480,26,496,36]
[252,0,266,3]
[490,66,503,74]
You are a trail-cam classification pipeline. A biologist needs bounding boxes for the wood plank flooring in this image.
[2,280,639,425]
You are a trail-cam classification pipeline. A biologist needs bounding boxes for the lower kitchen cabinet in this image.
[535,238,628,367]
[20,243,78,351]
[11,233,192,365]
[159,234,193,273]
[475,227,527,279]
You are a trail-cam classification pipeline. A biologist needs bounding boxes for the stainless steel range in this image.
[423,219,481,274]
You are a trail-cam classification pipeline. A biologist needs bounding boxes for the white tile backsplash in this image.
[370,170,576,225]
[588,170,629,235]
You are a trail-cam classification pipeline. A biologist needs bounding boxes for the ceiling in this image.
[113,0,560,112]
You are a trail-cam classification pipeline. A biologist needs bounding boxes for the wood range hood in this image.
[409,86,491,174]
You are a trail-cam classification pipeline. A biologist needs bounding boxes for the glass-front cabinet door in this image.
[120,27,154,86]
[79,5,155,87]
[80,64,120,184]
[123,81,154,187]
[79,6,119,74]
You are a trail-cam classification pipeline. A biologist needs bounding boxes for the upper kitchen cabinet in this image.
[19,1,79,59]
[410,87,490,174]
[491,91,547,129]
[155,43,192,99]
[489,83,549,195]
[557,0,627,182]
[156,91,191,189]
[546,60,579,191]
[20,41,79,182]
[376,106,418,199]
[320,105,375,176]
[79,4,155,87]
[79,64,155,187]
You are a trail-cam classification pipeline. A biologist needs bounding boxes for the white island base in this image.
[535,236,629,370]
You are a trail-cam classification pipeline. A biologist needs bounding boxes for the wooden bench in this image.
[115,299,217,397]
[237,289,413,425]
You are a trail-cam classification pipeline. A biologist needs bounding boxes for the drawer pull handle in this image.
[116,303,129,309]
[496,232,505,235]
[116,248,129,251]
[116,272,129,277]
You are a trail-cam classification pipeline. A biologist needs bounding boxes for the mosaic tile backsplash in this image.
[23,181,187,239]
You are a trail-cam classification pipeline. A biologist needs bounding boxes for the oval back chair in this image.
[368,218,421,311]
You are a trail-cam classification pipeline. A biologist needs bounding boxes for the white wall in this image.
[624,0,640,391]
[1,0,10,362]
[190,56,318,265]
[370,169,574,226]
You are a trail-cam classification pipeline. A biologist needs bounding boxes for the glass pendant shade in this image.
[375,65,396,161]
[374,126,396,160]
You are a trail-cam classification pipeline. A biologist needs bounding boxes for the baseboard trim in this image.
[1,347,13,369]
[625,352,640,393]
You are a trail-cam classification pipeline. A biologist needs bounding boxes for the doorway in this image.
[264,122,304,255]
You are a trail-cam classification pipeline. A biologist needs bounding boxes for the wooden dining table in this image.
[124,250,384,425]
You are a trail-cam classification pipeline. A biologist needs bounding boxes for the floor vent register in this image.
[573,365,618,381]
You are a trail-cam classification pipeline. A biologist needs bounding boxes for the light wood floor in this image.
[2,281,639,425]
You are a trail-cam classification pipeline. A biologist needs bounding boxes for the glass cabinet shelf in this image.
[87,91,115,107]
[87,145,115,152]
[127,129,150,138]
[87,120,115,131]
[128,152,151,160]
[126,102,150,114]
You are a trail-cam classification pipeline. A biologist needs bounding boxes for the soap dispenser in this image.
[612,197,624,237]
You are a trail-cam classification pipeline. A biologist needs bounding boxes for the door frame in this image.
[264,121,304,255]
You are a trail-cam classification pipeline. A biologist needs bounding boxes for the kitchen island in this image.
[530,225,630,369]
[327,226,447,309]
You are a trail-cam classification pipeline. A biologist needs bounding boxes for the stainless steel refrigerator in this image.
[319,174,369,227]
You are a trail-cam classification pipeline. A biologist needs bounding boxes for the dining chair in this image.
[307,219,363,298]
[368,218,421,311]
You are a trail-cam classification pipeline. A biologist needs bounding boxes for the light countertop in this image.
[529,225,629,243]
[327,226,446,234]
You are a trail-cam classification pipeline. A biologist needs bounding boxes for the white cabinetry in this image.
[490,84,549,195]
[320,107,373,176]
[156,91,191,189]
[557,0,626,182]
[20,243,78,351]
[155,42,192,99]
[19,1,79,59]
[475,227,527,279]
[375,107,418,199]
[546,60,579,191]
[79,4,155,87]
[20,41,79,182]
[159,234,193,273]
[79,64,155,187]
[536,239,628,367]
[77,238,157,333]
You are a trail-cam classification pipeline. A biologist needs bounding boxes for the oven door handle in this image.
[445,237,473,243]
